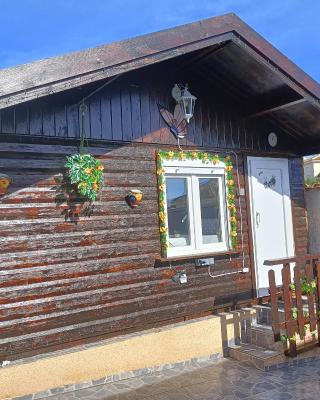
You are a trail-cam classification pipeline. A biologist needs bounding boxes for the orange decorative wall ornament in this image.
[126,189,143,208]
[0,174,11,196]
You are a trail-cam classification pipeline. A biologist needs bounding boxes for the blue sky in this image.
[0,0,319,82]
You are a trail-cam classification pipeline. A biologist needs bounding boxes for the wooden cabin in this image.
[1,13,320,370]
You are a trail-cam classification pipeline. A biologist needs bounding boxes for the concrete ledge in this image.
[0,311,257,399]
[12,353,222,400]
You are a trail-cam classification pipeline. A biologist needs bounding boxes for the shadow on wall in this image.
[54,172,95,223]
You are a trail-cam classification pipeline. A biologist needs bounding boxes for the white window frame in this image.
[163,158,230,258]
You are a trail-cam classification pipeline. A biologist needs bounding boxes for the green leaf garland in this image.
[156,150,238,257]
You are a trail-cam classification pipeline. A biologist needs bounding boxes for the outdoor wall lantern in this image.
[171,84,197,123]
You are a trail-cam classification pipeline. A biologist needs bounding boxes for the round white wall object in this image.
[268,132,278,147]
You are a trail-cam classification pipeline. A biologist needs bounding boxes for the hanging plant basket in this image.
[65,153,104,201]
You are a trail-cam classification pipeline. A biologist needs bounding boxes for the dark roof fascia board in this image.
[231,35,320,110]
[0,32,234,109]
[0,13,319,109]
[228,14,320,100]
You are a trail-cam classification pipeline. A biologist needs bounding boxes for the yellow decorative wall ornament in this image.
[156,150,238,257]
[126,189,143,208]
[0,174,11,196]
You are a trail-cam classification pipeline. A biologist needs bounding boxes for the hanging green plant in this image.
[65,153,104,201]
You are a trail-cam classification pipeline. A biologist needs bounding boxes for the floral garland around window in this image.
[156,150,238,257]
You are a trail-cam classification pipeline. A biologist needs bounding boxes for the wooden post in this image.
[282,263,297,357]
[294,266,305,339]
[268,269,280,341]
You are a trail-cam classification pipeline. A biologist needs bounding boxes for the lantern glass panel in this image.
[181,96,195,122]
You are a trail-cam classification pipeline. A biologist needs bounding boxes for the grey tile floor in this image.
[45,358,320,400]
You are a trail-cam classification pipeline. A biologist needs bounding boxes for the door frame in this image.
[247,156,295,296]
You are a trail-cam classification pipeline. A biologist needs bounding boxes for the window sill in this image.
[156,249,242,263]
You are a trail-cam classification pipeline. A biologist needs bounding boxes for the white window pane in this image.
[166,177,191,247]
[198,178,222,244]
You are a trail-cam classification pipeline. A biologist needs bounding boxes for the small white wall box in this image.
[172,270,188,284]
[195,258,214,267]
[179,271,187,284]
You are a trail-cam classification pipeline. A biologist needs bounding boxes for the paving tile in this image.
[49,393,76,400]
[250,388,294,400]
[50,387,65,395]
[181,380,232,400]
[27,358,320,400]
[144,389,192,400]
[33,390,52,399]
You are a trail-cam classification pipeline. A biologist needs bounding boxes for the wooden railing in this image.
[265,254,320,357]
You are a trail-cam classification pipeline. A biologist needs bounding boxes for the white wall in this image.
[305,188,320,253]
[304,163,314,179]
[304,160,320,179]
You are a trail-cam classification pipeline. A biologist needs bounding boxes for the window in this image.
[162,157,230,257]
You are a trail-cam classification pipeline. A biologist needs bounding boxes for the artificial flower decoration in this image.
[65,153,104,201]
[0,174,11,196]
[159,211,167,222]
[157,150,238,257]
[157,168,165,176]
[191,151,198,159]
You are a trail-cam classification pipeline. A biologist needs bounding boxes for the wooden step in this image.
[253,305,285,327]
[245,324,284,352]
[228,342,285,371]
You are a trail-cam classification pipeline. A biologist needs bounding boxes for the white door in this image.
[248,157,295,296]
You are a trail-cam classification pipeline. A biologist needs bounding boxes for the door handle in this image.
[256,211,260,227]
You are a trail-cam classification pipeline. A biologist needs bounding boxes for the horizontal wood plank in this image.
[0,139,306,359]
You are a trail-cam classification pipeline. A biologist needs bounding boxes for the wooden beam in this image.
[264,253,320,266]
[172,41,231,74]
[248,98,307,118]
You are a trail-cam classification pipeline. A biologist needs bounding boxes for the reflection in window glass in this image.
[199,178,222,244]
[166,177,191,247]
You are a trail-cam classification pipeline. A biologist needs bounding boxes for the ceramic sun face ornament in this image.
[126,189,143,208]
[0,174,11,196]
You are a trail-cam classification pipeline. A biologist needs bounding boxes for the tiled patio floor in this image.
[39,357,320,400]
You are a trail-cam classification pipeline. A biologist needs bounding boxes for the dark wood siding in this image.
[0,141,256,359]
[0,66,300,154]
[289,158,308,256]
[0,65,308,359]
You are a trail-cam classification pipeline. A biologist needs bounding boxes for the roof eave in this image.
[0,13,319,110]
